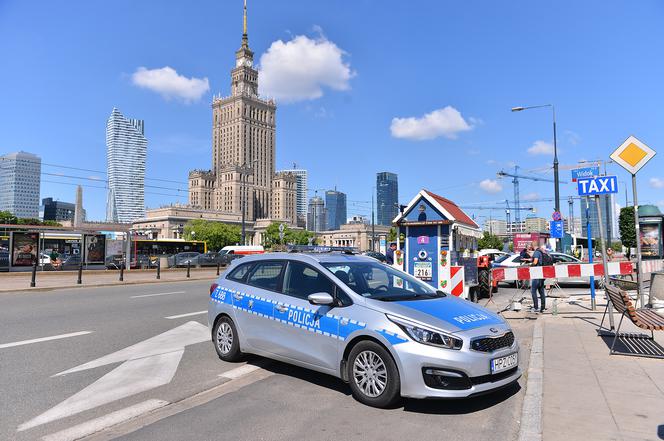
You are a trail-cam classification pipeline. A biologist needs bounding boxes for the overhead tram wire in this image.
[41,180,187,199]
[40,172,187,192]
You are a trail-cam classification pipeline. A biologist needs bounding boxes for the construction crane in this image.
[461,202,535,235]
[496,166,555,223]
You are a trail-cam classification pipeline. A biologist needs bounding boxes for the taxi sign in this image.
[577,175,619,196]
[610,135,656,174]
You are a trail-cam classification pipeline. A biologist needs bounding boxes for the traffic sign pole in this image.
[632,173,645,307]
[594,195,614,328]
[586,198,596,310]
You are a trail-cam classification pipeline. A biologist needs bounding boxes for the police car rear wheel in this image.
[213,317,242,362]
[348,341,400,408]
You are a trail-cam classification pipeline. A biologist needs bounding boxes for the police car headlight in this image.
[387,315,462,350]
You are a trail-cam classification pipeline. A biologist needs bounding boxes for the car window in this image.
[227,262,254,282]
[282,261,336,300]
[247,261,284,292]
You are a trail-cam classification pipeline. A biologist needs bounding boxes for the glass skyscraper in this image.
[0,151,41,218]
[277,167,307,217]
[581,194,615,241]
[106,108,147,223]
[325,189,347,230]
[307,196,326,232]
[376,171,398,226]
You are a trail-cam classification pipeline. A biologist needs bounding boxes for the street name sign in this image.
[577,175,619,196]
[571,166,600,182]
[610,135,656,174]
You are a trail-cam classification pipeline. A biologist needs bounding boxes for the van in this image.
[218,245,264,265]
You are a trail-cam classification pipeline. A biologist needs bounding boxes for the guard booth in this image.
[392,190,482,298]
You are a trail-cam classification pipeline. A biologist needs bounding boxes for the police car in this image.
[208,247,521,408]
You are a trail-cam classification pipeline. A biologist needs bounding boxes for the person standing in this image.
[530,242,546,313]
[385,243,397,265]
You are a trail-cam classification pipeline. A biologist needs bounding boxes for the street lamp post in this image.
[512,104,560,251]
[240,160,258,246]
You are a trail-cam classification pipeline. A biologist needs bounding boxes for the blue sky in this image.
[1,0,663,223]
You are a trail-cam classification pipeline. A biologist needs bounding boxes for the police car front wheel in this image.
[213,316,242,362]
[347,341,400,408]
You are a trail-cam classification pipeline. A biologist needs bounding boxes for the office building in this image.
[525,216,549,233]
[307,196,326,232]
[0,151,41,218]
[106,108,147,223]
[376,172,398,226]
[325,189,347,230]
[484,219,507,236]
[581,194,615,241]
[41,197,84,222]
[187,2,296,227]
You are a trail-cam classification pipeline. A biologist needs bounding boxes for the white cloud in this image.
[522,192,540,201]
[390,106,473,141]
[479,179,503,194]
[649,177,664,189]
[527,140,555,155]
[131,66,209,103]
[258,33,354,102]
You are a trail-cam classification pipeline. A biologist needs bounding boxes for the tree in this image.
[263,222,315,248]
[610,241,623,253]
[619,207,636,259]
[0,210,17,224]
[184,220,241,251]
[477,231,502,250]
[387,227,397,243]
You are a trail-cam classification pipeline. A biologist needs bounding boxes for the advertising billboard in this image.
[640,223,661,258]
[0,236,9,271]
[84,234,106,264]
[11,232,40,267]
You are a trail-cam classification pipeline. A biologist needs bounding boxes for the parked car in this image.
[218,246,264,265]
[195,251,223,267]
[491,252,599,287]
[132,254,157,269]
[39,253,52,266]
[362,251,387,263]
[209,251,520,407]
[168,252,201,268]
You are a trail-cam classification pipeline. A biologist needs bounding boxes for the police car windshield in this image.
[322,261,442,301]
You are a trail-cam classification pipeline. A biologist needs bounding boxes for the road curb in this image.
[518,319,543,441]
[0,276,218,294]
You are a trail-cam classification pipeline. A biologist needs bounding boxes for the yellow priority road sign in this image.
[610,135,656,174]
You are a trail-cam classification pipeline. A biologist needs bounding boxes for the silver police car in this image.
[208,250,521,408]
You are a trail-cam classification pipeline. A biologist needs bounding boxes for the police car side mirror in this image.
[308,292,334,306]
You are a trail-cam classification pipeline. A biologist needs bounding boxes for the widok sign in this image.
[577,175,618,196]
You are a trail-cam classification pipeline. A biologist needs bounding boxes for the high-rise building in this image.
[307,196,326,232]
[106,108,147,223]
[376,172,398,226]
[525,216,549,233]
[187,2,296,227]
[325,189,347,230]
[0,151,41,218]
[581,194,615,240]
[277,166,307,226]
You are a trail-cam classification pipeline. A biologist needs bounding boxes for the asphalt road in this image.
[0,280,536,441]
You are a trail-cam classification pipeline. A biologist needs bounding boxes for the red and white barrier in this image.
[492,262,633,282]
[640,259,664,275]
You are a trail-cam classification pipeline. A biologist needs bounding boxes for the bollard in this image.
[77,262,83,285]
[187,260,191,278]
[156,258,161,279]
[30,258,37,287]
[216,262,220,276]
[119,261,124,281]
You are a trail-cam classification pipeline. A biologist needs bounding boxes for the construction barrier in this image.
[492,261,633,282]
[640,259,664,275]
[440,266,465,297]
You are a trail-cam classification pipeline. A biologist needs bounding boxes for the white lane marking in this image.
[165,310,207,320]
[218,364,262,380]
[130,291,186,299]
[19,321,209,432]
[41,399,169,441]
[0,331,93,350]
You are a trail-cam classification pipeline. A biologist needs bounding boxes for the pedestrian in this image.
[606,247,614,261]
[386,243,397,265]
[530,242,547,314]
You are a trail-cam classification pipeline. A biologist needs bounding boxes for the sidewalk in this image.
[539,299,664,440]
[0,267,220,293]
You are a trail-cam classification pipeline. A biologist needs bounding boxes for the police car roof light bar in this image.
[287,245,358,254]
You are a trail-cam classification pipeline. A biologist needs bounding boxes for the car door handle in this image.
[275,305,288,313]
[233,294,243,301]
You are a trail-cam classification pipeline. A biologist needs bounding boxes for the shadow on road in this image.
[253,357,522,414]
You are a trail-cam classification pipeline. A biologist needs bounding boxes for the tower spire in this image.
[242,0,248,48]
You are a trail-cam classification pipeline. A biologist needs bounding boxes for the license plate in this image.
[491,353,518,374]
[413,262,432,280]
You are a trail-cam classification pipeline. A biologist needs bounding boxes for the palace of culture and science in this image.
[187,2,297,229]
